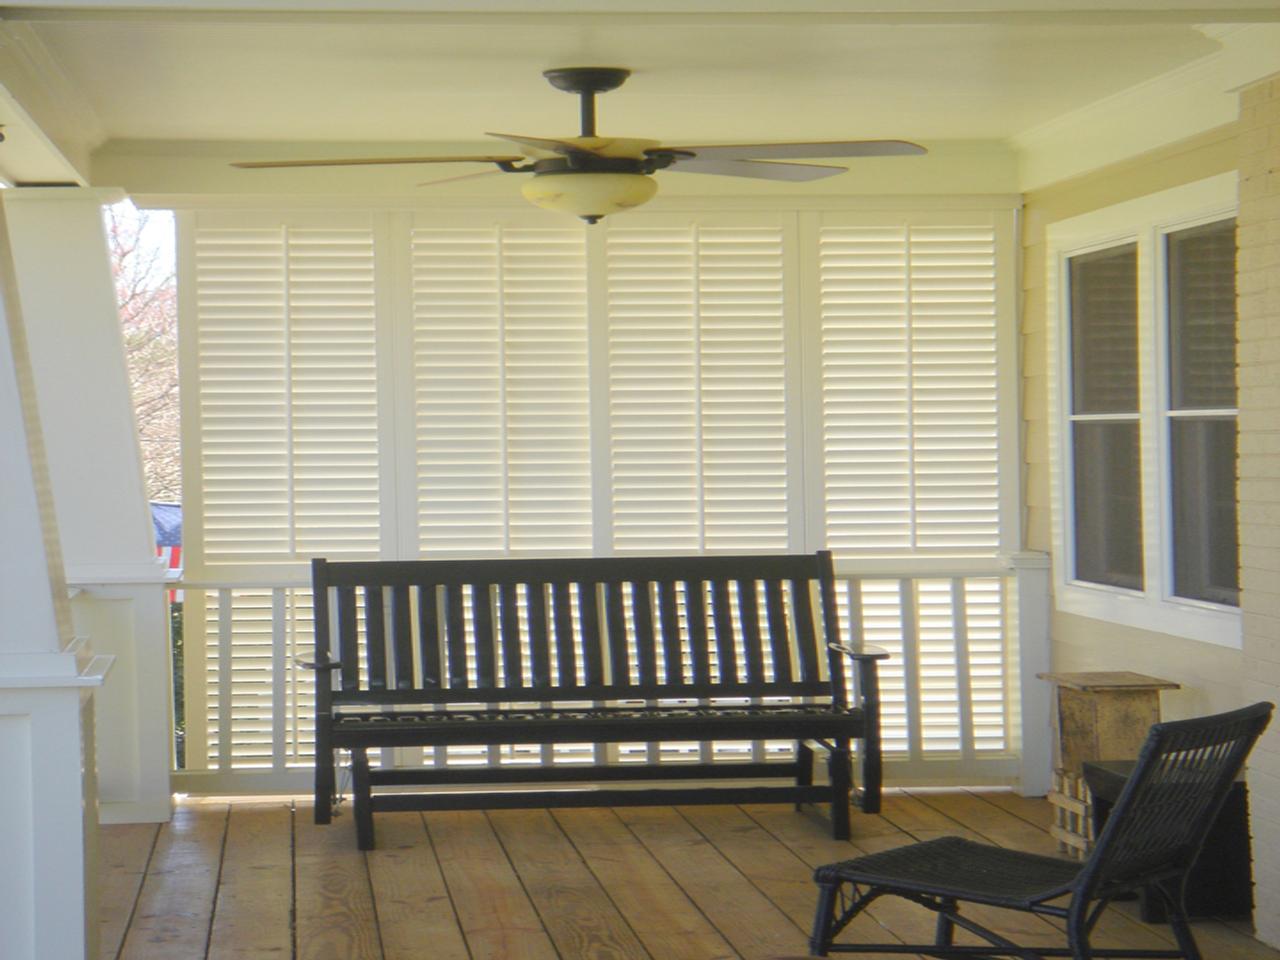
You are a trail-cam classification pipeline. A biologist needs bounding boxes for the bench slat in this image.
[338,585,359,693]
[711,580,738,684]
[577,581,603,686]
[445,584,467,690]
[552,581,576,688]
[738,579,764,685]
[364,586,387,691]
[390,585,413,690]
[632,581,657,688]
[417,584,441,690]
[791,577,819,683]
[472,583,496,689]
[684,579,710,686]
[528,583,551,689]
[657,580,681,684]
[764,579,792,684]
[605,581,629,686]
[499,582,523,686]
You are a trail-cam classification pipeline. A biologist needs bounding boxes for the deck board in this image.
[97,791,1280,960]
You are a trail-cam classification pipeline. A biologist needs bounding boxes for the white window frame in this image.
[1045,173,1241,647]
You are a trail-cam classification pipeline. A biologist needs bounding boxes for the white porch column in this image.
[1,188,171,824]
[0,202,109,960]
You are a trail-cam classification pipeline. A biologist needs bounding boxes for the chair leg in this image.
[796,741,815,810]
[809,880,841,957]
[1155,882,1204,960]
[351,747,375,850]
[828,743,852,840]
[934,898,957,946]
[1066,903,1094,960]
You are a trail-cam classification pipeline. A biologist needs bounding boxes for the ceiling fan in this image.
[232,67,927,223]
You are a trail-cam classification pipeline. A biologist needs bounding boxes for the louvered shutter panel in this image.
[819,223,999,555]
[411,224,591,555]
[190,218,380,567]
[605,222,790,552]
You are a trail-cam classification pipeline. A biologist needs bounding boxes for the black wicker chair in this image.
[808,701,1273,959]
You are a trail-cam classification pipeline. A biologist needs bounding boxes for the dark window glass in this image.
[1171,417,1238,605]
[1069,244,1138,415]
[1072,421,1143,590]
[1168,220,1237,410]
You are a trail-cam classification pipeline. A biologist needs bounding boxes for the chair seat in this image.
[814,836,1080,906]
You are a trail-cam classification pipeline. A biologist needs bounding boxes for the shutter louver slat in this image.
[412,227,591,555]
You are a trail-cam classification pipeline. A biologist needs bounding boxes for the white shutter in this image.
[605,222,790,552]
[411,224,591,555]
[819,223,999,555]
[189,219,380,567]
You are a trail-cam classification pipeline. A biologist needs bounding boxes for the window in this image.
[1047,174,1240,646]
[180,205,1016,578]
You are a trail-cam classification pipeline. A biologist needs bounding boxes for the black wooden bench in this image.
[309,550,888,849]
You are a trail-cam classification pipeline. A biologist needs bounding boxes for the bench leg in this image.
[828,742,852,841]
[795,741,815,810]
[314,732,335,825]
[351,747,375,851]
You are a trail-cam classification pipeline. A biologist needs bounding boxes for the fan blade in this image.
[665,157,847,182]
[231,155,523,169]
[418,169,506,187]
[655,140,926,161]
[485,132,604,156]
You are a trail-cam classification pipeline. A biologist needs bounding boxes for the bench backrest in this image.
[312,551,848,709]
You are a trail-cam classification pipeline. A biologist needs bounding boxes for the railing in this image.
[169,554,1051,797]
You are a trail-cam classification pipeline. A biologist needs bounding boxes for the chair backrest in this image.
[1077,701,1272,899]
[311,551,847,709]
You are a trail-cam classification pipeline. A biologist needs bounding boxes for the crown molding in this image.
[1013,23,1280,190]
[0,22,102,180]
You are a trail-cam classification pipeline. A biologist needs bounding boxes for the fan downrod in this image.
[544,66,631,138]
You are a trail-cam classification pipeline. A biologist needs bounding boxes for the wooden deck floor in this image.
[99,790,1280,960]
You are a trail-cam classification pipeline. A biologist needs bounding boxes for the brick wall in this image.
[1238,74,1280,948]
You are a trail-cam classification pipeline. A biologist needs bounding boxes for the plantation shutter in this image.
[604,220,792,553]
[818,221,1000,556]
[411,223,591,556]
[187,214,381,570]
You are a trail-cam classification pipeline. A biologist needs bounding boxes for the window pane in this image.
[1168,219,1236,410]
[1072,421,1143,589]
[1171,417,1239,605]
[1069,244,1138,414]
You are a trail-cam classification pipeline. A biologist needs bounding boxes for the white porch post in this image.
[2,188,172,824]
[0,202,110,960]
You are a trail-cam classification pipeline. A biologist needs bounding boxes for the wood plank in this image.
[295,802,381,960]
[207,801,292,960]
[489,808,649,960]
[680,804,913,952]
[975,789,1055,830]
[744,801,973,954]
[366,811,469,960]
[425,810,559,960]
[618,805,811,960]
[553,807,736,960]
[97,822,159,960]
[118,803,228,960]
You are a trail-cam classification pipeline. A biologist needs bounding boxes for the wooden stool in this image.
[1037,671,1179,857]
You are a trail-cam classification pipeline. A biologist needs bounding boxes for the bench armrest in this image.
[828,643,890,662]
[826,642,887,814]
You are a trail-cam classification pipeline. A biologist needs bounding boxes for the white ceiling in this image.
[2,2,1279,191]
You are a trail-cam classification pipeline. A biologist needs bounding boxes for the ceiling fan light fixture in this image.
[520,171,658,223]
